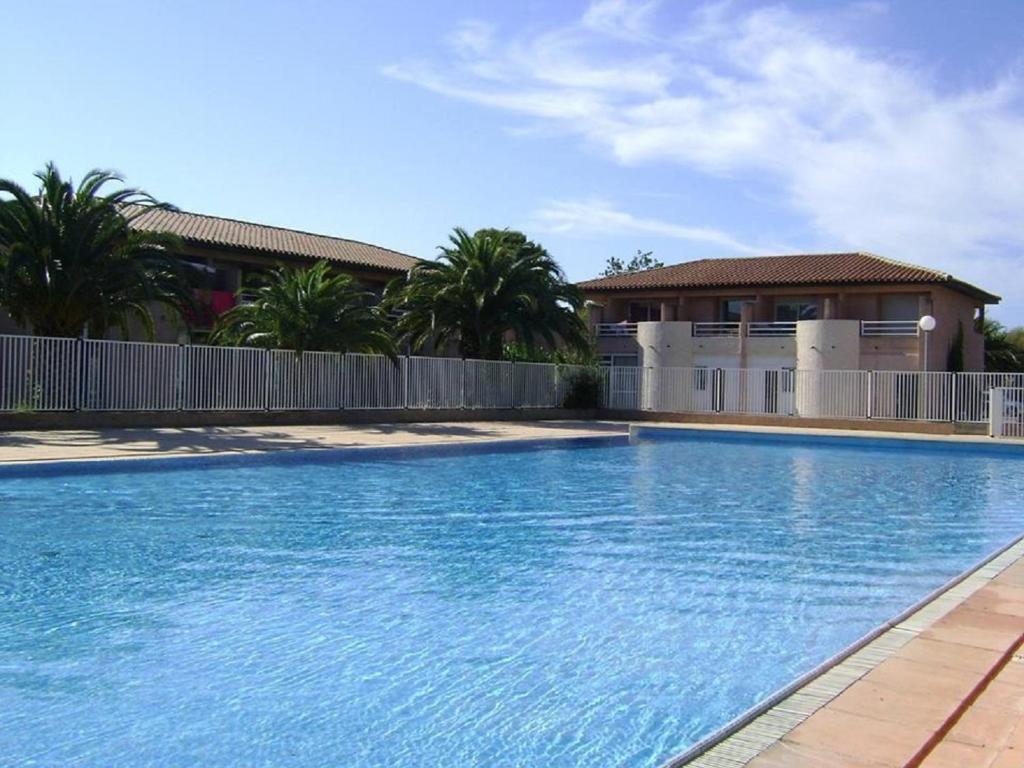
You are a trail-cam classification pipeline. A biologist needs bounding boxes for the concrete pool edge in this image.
[658,531,1024,768]
[631,422,1024,454]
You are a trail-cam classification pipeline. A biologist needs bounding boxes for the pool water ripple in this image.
[1,435,1023,766]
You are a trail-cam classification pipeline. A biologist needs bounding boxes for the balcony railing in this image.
[597,323,638,337]
[746,321,797,337]
[693,322,740,337]
[861,320,919,337]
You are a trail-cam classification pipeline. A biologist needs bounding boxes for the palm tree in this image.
[0,162,192,338]
[211,260,396,356]
[385,227,590,360]
[983,319,1024,372]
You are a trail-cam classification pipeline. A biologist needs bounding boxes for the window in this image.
[601,354,639,368]
[775,298,818,322]
[720,299,751,322]
[627,302,661,322]
[880,294,919,321]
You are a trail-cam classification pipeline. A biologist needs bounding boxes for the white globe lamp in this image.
[919,315,936,371]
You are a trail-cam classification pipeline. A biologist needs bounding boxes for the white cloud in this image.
[532,198,763,254]
[581,0,660,41]
[384,0,1024,316]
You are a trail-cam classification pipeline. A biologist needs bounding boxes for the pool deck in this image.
[3,419,1024,766]
[0,420,629,464]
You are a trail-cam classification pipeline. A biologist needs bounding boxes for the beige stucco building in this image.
[579,252,998,373]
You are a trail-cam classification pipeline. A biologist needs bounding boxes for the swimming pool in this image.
[2,432,1023,767]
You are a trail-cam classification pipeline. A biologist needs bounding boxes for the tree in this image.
[983,319,1024,372]
[601,249,664,277]
[0,163,193,338]
[385,227,590,360]
[212,261,396,356]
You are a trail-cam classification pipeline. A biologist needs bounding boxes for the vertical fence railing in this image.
[464,359,514,409]
[989,388,1024,438]
[266,350,344,411]
[345,353,405,409]
[407,356,464,410]
[513,362,559,408]
[0,335,79,411]
[4,334,1024,431]
[793,370,870,419]
[181,345,268,410]
[81,339,180,411]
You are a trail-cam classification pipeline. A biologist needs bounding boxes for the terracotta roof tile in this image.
[128,206,419,274]
[578,252,998,302]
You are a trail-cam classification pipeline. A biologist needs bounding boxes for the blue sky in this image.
[3,1,1024,322]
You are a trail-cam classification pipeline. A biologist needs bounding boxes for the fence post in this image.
[176,343,186,410]
[867,370,874,419]
[75,337,85,412]
[403,356,409,409]
[946,370,954,423]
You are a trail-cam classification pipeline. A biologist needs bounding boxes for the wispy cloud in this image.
[532,198,763,254]
[384,0,1024,312]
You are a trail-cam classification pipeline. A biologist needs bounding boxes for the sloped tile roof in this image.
[578,252,998,302]
[128,206,420,274]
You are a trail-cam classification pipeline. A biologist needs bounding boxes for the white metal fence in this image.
[604,364,1024,431]
[0,335,591,413]
[5,335,1024,433]
[989,388,1024,438]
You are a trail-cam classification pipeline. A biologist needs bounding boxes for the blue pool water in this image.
[2,433,1023,767]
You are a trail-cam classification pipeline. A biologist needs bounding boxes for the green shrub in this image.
[561,367,604,409]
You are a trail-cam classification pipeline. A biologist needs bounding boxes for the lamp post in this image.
[919,315,936,371]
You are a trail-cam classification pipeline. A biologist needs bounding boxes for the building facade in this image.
[0,207,420,343]
[579,252,998,373]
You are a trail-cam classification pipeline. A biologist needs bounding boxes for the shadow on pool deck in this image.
[0,421,629,463]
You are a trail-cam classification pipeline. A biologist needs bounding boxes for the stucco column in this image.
[660,301,674,322]
[637,322,694,410]
[795,320,862,417]
[823,296,836,319]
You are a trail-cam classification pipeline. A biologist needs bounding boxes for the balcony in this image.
[693,322,740,337]
[861,320,919,337]
[597,323,638,337]
[746,321,797,337]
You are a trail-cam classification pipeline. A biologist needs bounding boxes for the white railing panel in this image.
[181,345,268,411]
[870,370,953,422]
[267,350,343,410]
[406,356,464,410]
[989,387,1024,438]
[641,366,716,413]
[464,359,513,409]
[716,368,796,416]
[81,339,180,411]
[345,353,405,409]
[596,323,638,337]
[0,335,79,411]
[607,366,642,410]
[746,322,797,337]
[513,362,559,408]
[954,372,1024,423]
[794,370,870,419]
[693,322,740,337]
[861,320,919,336]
